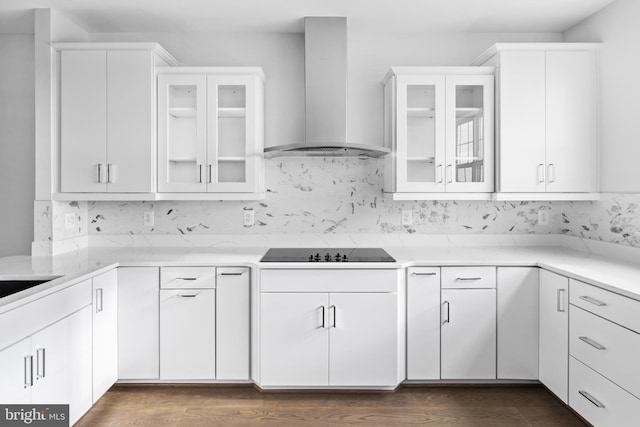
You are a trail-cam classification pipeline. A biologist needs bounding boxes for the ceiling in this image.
[0,0,617,34]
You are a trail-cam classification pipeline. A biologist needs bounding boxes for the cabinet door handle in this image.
[442,301,450,324]
[208,164,213,184]
[97,164,102,183]
[330,305,337,328]
[578,390,605,408]
[579,295,607,307]
[557,289,566,313]
[446,165,453,183]
[106,163,113,183]
[579,336,606,350]
[197,164,203,183]
[436,164,443,184]
[321,305,326,329]
[537,164,545,183]
[456,277,482,281]
[547,163,555,183]
[36,348,45,380]
[24,355,33,388]
[96,288,104,313]
[411,272,437,276]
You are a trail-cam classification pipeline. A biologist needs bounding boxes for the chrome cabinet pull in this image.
[197,164,203,183]
[176,277,198,281]
[446,165,453,183]
[176,294,198,298]
[456,277,482,281]
[411,272,437,276]
[537,164,545,183]
[548,163,555,183]
[36,348,45,380]
[220,272,243,276]
[330,305,337,328]
[436,165,443,184]
[579,295,607,307]
[24,355,33,388]
[579,390,605,408]
[321,306,326,329]
[208,164,213,184]
[579,336,606,350]
[106,163,113,183]
[443,301,450,324]
[96,288,104,313]
[557,289,566,313]
[97,164,102,183]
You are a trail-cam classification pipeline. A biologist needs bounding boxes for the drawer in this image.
[261,269,398,293]
[569,305,640,399]
[160,267,216,289]
[570,279,640,333]
[441,267,496,289]
[569,356,639,427]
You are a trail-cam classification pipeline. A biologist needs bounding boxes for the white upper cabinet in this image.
[383,67,494,200]
[473,43,600,200]
[56,43,177,198]
[157,68,265,199]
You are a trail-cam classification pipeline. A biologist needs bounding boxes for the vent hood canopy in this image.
[264,17,390,159]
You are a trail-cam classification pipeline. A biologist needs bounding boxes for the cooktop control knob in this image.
[342,254,348,262]
[324,253,332,262]
[334,253,342,262]
[314,253,321,262]
[308,255,314,262]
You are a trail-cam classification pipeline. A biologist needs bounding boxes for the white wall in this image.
[0,34,35,256]
[565,0,640,193]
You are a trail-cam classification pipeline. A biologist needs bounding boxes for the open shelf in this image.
[168,157,197,163]
[407,157,435,163]
[169,107,197,118]
[407,107,435,118]
[456,107,483,119]
[218,107,246,118]
[218,157,246,163]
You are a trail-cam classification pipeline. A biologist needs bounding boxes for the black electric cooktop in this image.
[260,248,396,263]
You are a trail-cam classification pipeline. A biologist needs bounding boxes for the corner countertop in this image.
[1,244,640,314]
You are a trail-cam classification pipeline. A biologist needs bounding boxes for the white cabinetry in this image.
[55,43,177,198]
[118,267,160,380]
[259,269,400,388]
[92,269,118,402]
[539,269,569,403]
[383,67,494,200]
[160,267,216,380]
[473,43,599,200]
[440,267,496,380]
[497,267,539,380]
[157,68,265,199]
[406,267,440,380]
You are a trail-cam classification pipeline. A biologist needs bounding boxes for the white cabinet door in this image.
[0,338,32,404]
[497,51,547,193]
[539,269,569,403]
[407,267,440,380]
[106,50,154,193]
[31,316,70,405]
[60,50,107,193]
[329,293,398,387]
[160,289,216,380]
[157,74,209,193]
[546,50,598,193]
[68,305,93,425]
[118,267,159,380]
[497,267,539,379]
[216,268,250,380]
[441,289,496,379]
[395,75,447,192]
[260,293,329,386]
[92,269,118,401]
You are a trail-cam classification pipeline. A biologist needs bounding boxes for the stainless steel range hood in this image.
[264,17,390,159]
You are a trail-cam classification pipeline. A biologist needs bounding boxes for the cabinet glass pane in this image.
[217,85,247,184]
[406,85,437,183]
[167,85,199,183]
[454,85,484,183]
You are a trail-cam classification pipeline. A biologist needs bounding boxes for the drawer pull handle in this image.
[456,277,482,281]
[579,295,607,307]
[411,272,437,276]
[176,294,198,298]
[578,390,605,408]
[220,272,243,276]
[579,336,606,350]
[176,277,198,281]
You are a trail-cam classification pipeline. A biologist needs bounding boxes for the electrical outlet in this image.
[64,213,76,230]
[243,208,255,227]
[538,209,549,226]
[143,210,154,227]
[401,209,413,226]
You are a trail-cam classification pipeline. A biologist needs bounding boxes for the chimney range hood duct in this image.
[264,17,390,159]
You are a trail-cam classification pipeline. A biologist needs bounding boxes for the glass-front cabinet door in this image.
[445,75,494,193]
[396,75,446,192]
[158,74,207,192]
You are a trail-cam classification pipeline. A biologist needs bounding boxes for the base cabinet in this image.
[539,269,569,403]
[92,269,118,402]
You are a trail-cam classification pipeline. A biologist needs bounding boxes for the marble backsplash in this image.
[87,158,560,236]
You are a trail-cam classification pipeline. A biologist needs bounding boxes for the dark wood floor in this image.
[76,385,588,427]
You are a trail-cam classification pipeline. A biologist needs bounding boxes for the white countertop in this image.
[1,244,640,313]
